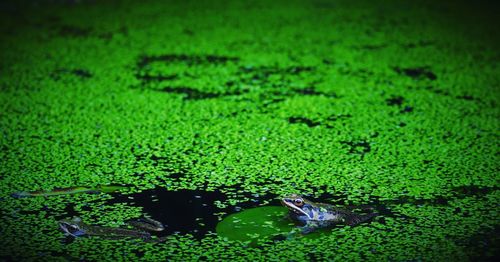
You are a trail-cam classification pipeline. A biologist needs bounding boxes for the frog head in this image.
[58,217,87,237]
[281,194,315,220]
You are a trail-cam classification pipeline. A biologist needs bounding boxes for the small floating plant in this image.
[11,185,128,198]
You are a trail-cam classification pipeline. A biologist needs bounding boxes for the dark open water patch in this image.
[287,114,351,129]
[107,189,226,238]
[103,188,277,239]
[137,54,240,68]
[393,66,437,80]
[133,53,245,100]
[133,54,337,103]
[339,140,371,155]
[288,116,321,127]
[50,68,92,80]
[134,73,179,82]
[386,95,404,106]
[157,86,245,100]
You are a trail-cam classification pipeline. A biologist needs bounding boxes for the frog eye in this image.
[294,198,304,206]
[65,223,78,231]
[59,222,80,235]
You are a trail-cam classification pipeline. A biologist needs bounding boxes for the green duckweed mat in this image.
[0,0,499,261]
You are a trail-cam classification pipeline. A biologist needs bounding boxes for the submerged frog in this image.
[58,217,165,241]
[281,194,376,234]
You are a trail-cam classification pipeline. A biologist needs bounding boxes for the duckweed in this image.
[0,0,498,261]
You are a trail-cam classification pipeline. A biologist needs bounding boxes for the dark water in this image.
[109,189,228,237]
[108,189,234,238]
[57,188,278,239]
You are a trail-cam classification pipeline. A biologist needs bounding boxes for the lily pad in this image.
[216,205,329,245]
[216,206,293,243]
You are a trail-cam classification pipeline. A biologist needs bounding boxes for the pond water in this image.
[1,0,498,260]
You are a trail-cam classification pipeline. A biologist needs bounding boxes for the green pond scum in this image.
[0,0,498,261]
[11,185,128,198]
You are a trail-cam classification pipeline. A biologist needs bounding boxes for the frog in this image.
[58,216,165,241]
[281,194,376,234]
